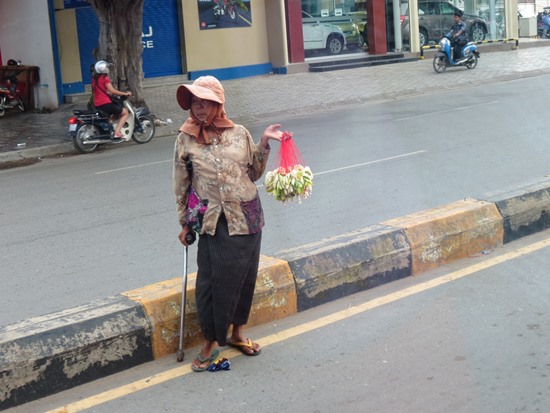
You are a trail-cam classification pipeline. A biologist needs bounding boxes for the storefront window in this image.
[301,1,367,57]
[301,0,507,55]
[475,0,506,40]
[400,0,506,50]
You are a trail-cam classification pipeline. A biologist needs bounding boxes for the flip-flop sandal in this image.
[227,338,261,356]
[191,348,220,372]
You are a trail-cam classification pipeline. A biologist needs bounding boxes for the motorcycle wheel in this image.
[0,97,5,117]
[433,56,447,73]
[132,115,155,144]
[466,54,478,70]
[228,5,239,21]
[74,124,100,154]
[16,98,25,112]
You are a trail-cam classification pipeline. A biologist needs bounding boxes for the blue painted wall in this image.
[73,0,183,87]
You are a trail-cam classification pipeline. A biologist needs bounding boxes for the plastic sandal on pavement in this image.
[227,338,262,356]
[191,348,220,372]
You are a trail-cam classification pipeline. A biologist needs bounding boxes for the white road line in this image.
[313,150,427,177]
[256,150,427,188]
[95,159,171,175]
[96,150,427,178]
[394,101,499,121]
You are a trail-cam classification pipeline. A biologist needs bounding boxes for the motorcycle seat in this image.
[73,109,105,116]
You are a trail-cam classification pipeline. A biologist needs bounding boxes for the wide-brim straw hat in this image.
[177,76,225,110]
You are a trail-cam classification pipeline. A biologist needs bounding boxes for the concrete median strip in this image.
[482,176,550,243]
[2,177,550,409]
[121,255,297,360]
[0,297,153,410]
[277,225,412,312]
[382,198,504,274]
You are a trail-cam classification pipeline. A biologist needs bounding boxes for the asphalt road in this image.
[1,74,550,326]
[11,229,550,413]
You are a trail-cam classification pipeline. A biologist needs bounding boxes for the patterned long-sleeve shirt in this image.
[173,124,271,236]
[447,21,467,42]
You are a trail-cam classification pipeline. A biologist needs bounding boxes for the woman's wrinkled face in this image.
[191,96,215,122]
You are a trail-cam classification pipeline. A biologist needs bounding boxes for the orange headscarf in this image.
[180,102,234,144]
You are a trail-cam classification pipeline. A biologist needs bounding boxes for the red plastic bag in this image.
[276,131,305,172]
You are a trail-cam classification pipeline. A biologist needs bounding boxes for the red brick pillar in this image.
[285,0,305,63]
[367,0,388,55]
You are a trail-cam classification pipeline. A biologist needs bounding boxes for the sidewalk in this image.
[2,40,550,164]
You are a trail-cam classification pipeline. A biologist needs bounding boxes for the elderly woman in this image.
[173,76,283,372]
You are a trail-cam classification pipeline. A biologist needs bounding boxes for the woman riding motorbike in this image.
[92,60,131,140]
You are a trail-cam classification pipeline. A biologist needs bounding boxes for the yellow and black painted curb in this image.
[1,176,549,409]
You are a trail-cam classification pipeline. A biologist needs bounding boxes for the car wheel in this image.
[326,34,344,55]
[419,28,428,47]
[470,23,486,42]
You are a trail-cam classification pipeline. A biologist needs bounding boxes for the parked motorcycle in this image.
[213,0,239,22]
[68,95,155,154]
[0,74,25,117]
[433,35,480,73]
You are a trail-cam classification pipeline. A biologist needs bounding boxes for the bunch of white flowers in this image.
[264,165,313,203]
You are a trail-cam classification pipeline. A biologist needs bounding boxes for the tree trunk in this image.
[89,0,146,108]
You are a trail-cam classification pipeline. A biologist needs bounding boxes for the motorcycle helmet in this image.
[7,59,19,66]
[94,60,111,74]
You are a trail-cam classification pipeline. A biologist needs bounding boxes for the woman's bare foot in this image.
[228,337,261,355]
[229,325,261,356]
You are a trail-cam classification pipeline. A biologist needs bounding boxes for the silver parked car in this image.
[401,0,488,47]
[302,10,347,55]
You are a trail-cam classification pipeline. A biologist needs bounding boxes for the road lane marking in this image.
[393,101,499,121]
[95,159,171,175]
[312,150,427,177]
[257,150,427,188]
[44,234,550,413]
[96,150,427,179]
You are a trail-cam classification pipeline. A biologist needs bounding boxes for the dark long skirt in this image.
[195,214,262,346]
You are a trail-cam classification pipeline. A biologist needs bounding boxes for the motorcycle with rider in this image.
[0,59,26,117]
[433,10,480,73]
[68,60,155,153]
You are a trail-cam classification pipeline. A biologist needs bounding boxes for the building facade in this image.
[0,0,519,111]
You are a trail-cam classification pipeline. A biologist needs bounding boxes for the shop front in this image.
[55,0,275,95]
[390,0,517,52]
[56,0,184,96]
[297,0,517,57]
[300,0,368,57]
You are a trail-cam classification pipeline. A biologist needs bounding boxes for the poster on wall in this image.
[198,0,252,30]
